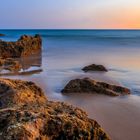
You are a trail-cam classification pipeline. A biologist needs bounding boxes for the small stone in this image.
[82,64,108,72]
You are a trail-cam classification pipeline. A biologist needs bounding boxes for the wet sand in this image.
[62,94,140,140]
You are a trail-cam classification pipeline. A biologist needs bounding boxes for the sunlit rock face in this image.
[0,34,42,58]
[0,34,42,76]
[0,78,110,140]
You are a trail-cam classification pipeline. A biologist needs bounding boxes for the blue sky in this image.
[0,0,140,29]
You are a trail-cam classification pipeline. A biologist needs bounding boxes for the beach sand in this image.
[62,93,140,140]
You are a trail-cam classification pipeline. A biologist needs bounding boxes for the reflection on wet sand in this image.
[0,53,42,76]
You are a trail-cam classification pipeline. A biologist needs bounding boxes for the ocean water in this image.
[1,29,140,140]
[1,29,140,94]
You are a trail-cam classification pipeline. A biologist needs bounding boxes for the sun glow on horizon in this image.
[0,0,140,29]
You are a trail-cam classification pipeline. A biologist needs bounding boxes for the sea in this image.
[0,29,140,140]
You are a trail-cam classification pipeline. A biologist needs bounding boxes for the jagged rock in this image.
[0,79,46,108]
[0,34,42,58]
[61,78,130,96]
[0,78,110,140]
[82,64,108,72]
[0,58,22,72]
[0,34,5,37]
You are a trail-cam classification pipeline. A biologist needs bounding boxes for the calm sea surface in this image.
[1,29,140,140]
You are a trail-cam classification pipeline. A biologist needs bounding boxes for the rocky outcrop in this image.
[0,58,22,72]
[0,34,42,58]
[61,78,130,96]
[0,78,110,140]
[0,79,46,108]
[82,64,108,72]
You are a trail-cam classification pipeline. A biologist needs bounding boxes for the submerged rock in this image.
[0,78,110,140]
[0,34,5,37]
[0,34,42,58]
[61,78,130,96]
[82,64,108,72]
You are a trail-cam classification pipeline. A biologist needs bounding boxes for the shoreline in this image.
[1,32,140,140]
[19,71,139,140]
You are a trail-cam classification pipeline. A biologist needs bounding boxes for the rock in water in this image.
[0,78,110,140]
[82,64,108,72]
[0,34,42,58]
[0,34,5,37]
[61,78,130,96]
[0,58,22,72]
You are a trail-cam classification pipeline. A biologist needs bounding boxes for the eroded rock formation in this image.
[82,64,108,72]
[0,58,22,72]
[0,54,42,76]
[0,78,110,140]
[61,78,130,96]
[0,34,42,58]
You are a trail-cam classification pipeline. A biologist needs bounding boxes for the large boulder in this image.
[61,78,130,96]
[0,78,110,140]
[0,34,42,58]
[82,64,108,72]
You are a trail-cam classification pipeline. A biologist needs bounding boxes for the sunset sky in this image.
[0,0,140,29]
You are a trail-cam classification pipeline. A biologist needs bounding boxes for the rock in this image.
[0,58,22,72]
[82,64,108,72]
[0,53,42,76]
[61,78,130,96]
[0,78,110,140]
[0,34,5,37]
[0,78,46,108]
[0,34,42,58]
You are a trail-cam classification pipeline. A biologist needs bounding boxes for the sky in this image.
[0,0,140,29]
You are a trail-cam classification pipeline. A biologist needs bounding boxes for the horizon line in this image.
[0,28,140,30]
